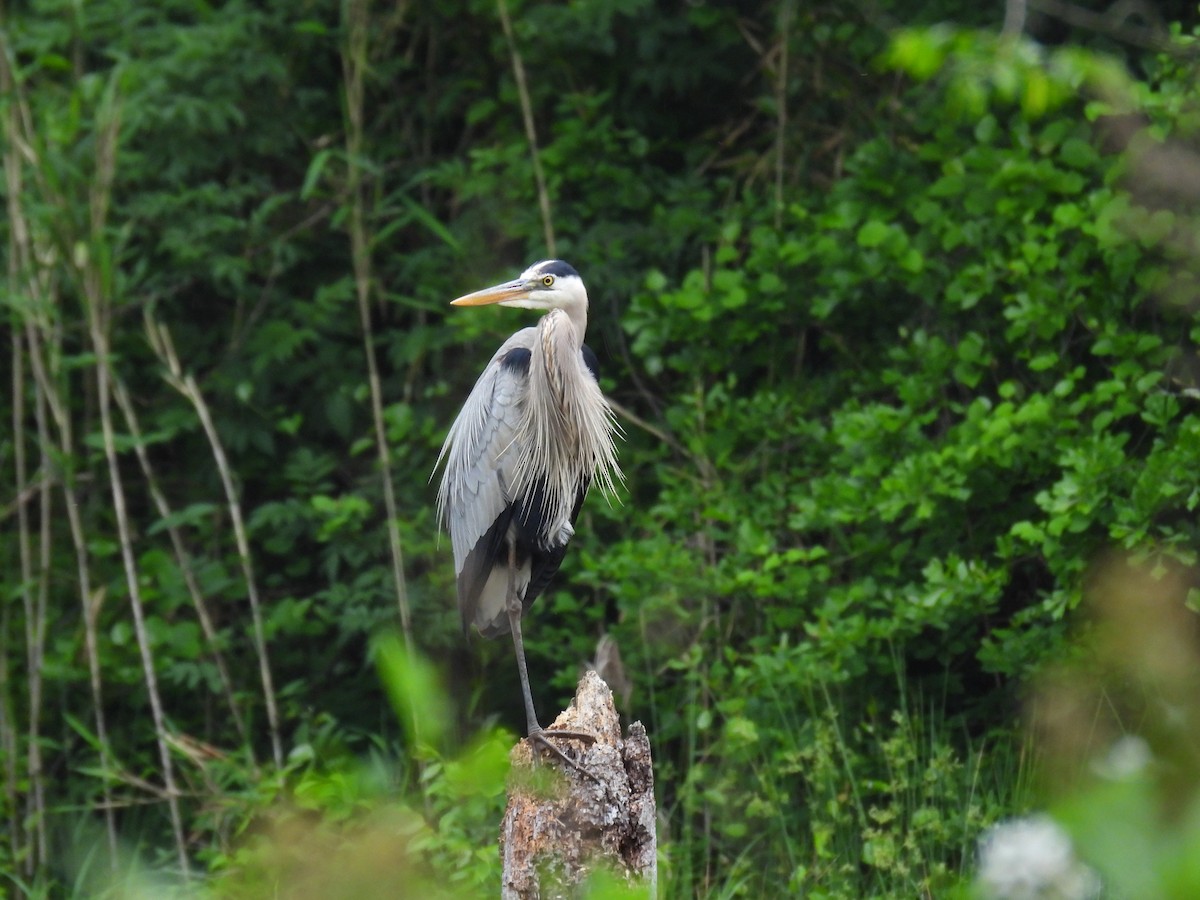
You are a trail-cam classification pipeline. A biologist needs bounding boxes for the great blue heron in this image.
[435,259,622,769]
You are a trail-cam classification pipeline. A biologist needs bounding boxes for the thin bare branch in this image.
[1004,0,1028,36]
[1028,0,1168,49]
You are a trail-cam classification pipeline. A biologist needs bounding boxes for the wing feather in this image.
[434,329,536,629]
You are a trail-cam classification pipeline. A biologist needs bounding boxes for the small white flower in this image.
[975,814,1101,900]
[1092,734,1151,781]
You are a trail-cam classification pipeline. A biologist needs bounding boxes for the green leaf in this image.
[857,220,890,248]
[301,147,336,199]
[373,633,450,750]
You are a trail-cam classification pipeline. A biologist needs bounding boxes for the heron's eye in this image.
[542,275,555,287]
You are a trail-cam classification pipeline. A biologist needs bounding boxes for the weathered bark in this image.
[501,670,657,899]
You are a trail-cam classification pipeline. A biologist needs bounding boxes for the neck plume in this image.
[512,308,621,544]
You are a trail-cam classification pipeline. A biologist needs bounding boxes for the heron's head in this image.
[450,260,587,314]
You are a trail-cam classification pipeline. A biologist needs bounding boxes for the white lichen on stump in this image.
[501,670,657,899]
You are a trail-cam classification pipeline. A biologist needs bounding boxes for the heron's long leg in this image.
[505,538,543,736]
[504,539,596,778]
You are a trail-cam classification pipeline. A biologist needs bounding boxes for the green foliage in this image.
[2,0,1199,896]
[204,640,509,898]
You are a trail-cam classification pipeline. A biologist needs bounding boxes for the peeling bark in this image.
[501,670,657,898]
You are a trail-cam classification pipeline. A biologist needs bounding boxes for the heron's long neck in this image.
[536,308,580,409]
[516,305,620,515]
[563,301,588,345]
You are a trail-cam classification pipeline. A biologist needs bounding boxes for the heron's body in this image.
[438,316,608,637]
[434,260,621,765]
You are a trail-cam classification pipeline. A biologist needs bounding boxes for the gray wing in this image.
[434,328,535,630]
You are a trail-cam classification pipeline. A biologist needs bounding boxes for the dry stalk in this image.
[341,0,416,658]
[496,0,556,255]
[80,80,192,879]
[1003,0,1028,36]
[110,374,251,750]
[57,446,121,869]
[27,306,52,876]
[0,331,18,868]
[2,33,46,875]
[144,315,284,769]
[2,34,124,868]
[4,241,38,877]
[774,0,791,230]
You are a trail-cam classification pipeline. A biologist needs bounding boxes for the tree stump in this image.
[500,670,657,898]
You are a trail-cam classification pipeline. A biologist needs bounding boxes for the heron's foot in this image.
[526,727,600,782]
